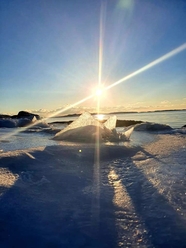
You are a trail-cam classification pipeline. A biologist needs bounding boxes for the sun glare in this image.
[96,88,103,97]
[92,84,105,99]
[96,114,104,121]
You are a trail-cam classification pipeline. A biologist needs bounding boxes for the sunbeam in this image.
[91,1,107,231]
[98,1,106,87]
[105,43,186,91]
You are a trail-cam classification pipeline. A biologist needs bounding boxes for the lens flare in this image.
[98,0,106,87]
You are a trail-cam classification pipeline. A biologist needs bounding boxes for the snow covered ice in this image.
[0,133,186,247]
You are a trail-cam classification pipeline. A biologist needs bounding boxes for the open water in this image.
[49,110,186,129]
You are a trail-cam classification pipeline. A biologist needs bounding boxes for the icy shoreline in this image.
[2,111,185,153]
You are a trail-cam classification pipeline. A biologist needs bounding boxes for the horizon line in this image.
[1,108,186,117]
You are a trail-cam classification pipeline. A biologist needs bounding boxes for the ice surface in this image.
[54,125,104,142]
[0,134,186,247]
[53,112,133,142]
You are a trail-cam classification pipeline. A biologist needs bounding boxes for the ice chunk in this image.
[103,116,133,141]
[104,115,116,130]
[54,125,104,142]
[18,117,36,127]
[123,126,134,139]
[53,112,133,142]
[0,116,38,128]
[133,122,172,131]
[0,119,17,128]
[103,126,134,142]
[53,112,104,142]
[57,112,102,131]
[101,115,117,141]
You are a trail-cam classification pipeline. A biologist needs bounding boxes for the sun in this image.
[94,84,105,98]
[95,88,103,97]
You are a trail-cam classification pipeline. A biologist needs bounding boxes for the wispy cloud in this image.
[160,100,171,105]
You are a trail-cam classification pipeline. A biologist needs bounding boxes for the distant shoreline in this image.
[0,109,185,120]
[55,109,186,118]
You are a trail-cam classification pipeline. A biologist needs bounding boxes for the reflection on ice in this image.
[108,168,132,209]
[108,166,151,246]
[132,147,186,222]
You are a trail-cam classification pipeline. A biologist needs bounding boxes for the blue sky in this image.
[0,0,186,115]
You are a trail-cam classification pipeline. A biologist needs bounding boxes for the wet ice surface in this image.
[0,127,154,152]
[0,133,186,248]
[0,128,57,152]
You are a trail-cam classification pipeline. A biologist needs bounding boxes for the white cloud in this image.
[160,100,171,105]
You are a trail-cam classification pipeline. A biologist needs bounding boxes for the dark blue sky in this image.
[0,0,186,114]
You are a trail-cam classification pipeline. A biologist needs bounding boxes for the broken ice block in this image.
[53,112,133,142]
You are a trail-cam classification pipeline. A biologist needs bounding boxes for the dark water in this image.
[115,110,186,128]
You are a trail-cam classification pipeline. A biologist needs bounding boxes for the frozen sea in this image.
[0,110,186,247]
